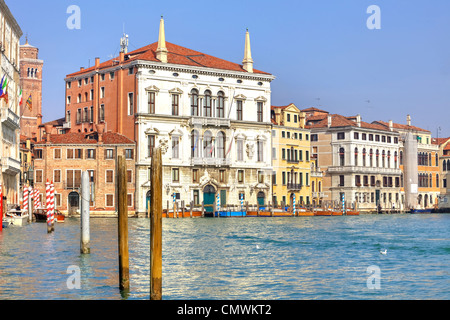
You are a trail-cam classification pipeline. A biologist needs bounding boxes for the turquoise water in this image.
[0,215,449,300]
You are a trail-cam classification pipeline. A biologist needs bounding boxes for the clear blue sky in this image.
[7,0,450,137]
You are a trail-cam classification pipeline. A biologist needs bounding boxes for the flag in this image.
[0,75,4,96]
[18,88,23,106]
[0,86,8,104]
[225,130,236,157]
[0,76,7,102]
[209,139,215,155]
[26,94,32,111]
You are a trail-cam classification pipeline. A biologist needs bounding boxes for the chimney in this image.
[327,114,332,128]
[96,123,105,143]
[156,16,168,63]
[44,124,52,143]
[95,57,100,68]
[242,29,254,73]
[356,114,361,127]
[119,51,125,63]
[389,120,393,131]
[407,114,411,126]
[80,67,84,71]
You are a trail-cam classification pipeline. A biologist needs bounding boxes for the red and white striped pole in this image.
[23,185,29,212]
[46,180,52,233]
[34,188,41,209]
[50,181,55,231]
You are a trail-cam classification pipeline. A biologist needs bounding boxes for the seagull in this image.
[256,245,261,250]
[380,249,387,255]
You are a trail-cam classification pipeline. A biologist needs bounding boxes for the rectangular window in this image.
[35,170,43,183]
[148,135,155,158]
[172,168,179,182]
[101,74,105,81]
[110,72,115,80]
[258,171,264,183]
[172,136,180,159]
[311,134,318,142]
[219,170,226,183]
[127,170,132,183]
[236,100,243,120]
[339,175,344,187]
[127,194,133,207]
[148,92,155,114]
[74,149,83,159]
[54,169,61,183]
[76,109,81,124]
[90,89,94,101]
[257,102,263,122]
[238,170,244,183]
[172,94,179,116]
[86,149,96,159]
[193,169,199,183]
[193,190,200,205]
[67,149,74,159]
[105,149,114,159]
[237,140,244,161]
[337,132,345,140]
[99,104,105,121]
[125,149,134,160]
[257,141,264,162]
[54,149,61,159]
[106,170,114,183]
[106,194,114,207]
[128,93,134,115]
[100,87,105,98]
[67,170,82,189]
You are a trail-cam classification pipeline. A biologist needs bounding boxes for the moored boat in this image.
[411,209,432,214]
[5,210,29,226]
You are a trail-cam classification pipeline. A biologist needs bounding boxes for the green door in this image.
[257,192,265,206]
[203,185,216,213]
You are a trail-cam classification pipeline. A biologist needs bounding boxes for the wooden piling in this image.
[80,172,90,253]
[190,201,193,218]
[118,155,130,292]
[150,148,162,300]
[201,201,205,218]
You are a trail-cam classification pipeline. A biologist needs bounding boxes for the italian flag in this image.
[19,88,23,106]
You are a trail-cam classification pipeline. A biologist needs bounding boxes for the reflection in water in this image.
[0,215,449,300]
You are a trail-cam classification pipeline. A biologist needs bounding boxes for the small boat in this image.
[411,209,432,214]
[345,211,360,216]
[2,219,11,228]
[5,210,29,226]
[33,209,65,222]
[56,210,65,223]
[314,210,332,216]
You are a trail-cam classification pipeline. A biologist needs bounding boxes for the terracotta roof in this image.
[372,120,430,133]
[67,42,271,78]
[301,107,329,114]
[36,132,135,145]
[271,103,298,110]
[431,137,450,145]
[39,117,65,128]
[307,114,391,132]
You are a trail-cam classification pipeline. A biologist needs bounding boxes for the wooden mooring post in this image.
[118,155,130,292]
[150,147,163,300]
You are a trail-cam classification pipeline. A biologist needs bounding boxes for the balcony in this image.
[327,166,401,175]
[311,168,323,177]
[63,121,71,129]
[287,183,302,191]
[1,107,20,129]
[312,192,325,198]
[1,157,21,175]
[191,157,231,167]
[189,116,231,128]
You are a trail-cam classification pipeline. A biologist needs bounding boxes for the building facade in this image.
[308,111,402,212]
[0,0,22,211]
[33,125,136,216]
[271,103,312,208]
[373,115,440,210]
[63,18,275,216]
[19,38,43,139]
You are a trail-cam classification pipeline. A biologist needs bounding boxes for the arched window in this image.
[27,68,30,77]
[203,130,213,158]
[362,148,367,166]
[387,151,391,168]
[394,151,398,168]
[204,90,212,117]
[354,148,358,166]
[429,174,433,188]
[428,153,432,167]
[376,150,380,167]
[191,130,200,158]
[217,91,225,118]
[190,89,199,116]
[382,150,386,168]
[216,131,226,159]
[400,151,403,165]
[370,149,373,167]
[437,174,440,188]
[312,181,315,193]
[339,147,345,166]
[436,153,439,167]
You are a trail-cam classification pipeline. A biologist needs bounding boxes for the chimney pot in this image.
[95,57,100,68]
[327,115,332,128]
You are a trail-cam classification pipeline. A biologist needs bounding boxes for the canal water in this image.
[0,214,449,300]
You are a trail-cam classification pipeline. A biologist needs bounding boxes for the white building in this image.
[0,0,22,209]
[134,18,275,215]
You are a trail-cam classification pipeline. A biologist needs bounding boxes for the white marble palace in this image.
[134,18,276,215]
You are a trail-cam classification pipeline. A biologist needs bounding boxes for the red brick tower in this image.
[19,37,43,139]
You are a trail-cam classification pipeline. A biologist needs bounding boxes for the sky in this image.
[6,0,450,137]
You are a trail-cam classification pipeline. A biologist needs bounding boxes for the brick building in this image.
[33,124,136,216]
[19,38,43,139]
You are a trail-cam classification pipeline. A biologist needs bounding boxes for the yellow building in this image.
[271,104,312,209]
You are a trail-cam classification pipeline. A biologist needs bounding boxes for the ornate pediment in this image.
[145,85,160,92]
[145,127,160,135]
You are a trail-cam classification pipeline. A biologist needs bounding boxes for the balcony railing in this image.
[287,183,302,191]
[191,157,231,166]
[63,121,71,129]
[1,157,21,175]
[189,116,231,128]
[1,107,20,129]
[328,166,401,175]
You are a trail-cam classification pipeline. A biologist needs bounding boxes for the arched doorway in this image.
[257,191,265,206]
[203,185,216,213]
[68,192,80,215]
